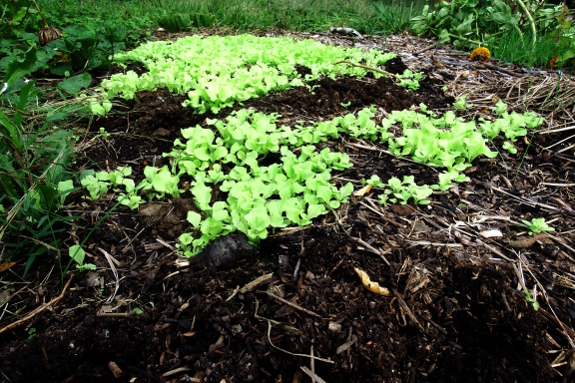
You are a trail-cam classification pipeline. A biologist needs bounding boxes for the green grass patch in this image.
[39,0,427,35]
[485,28,563,68]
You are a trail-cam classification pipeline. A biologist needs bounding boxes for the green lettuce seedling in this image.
[68,245,97,272]
[522,290,540,311]
[398,70,423,91]
[502,141,517,154]
[379,176,432,205]
[118,193,143,210]
[80,170,110,200]
[76,101,547,259]
[140,165,181,198]
[493,100,508,116]
[95,35,406,116]
[454,95,472,111]
[521,218,555,235]
[431,169,469,191]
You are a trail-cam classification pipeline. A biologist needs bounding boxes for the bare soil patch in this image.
[1,50,575,383]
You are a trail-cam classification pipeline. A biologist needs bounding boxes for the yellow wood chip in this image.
[108,361,122,378]
[354,267,392,296]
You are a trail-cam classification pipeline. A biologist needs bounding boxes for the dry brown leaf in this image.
[0,262,17,273]
[353,184,372,197]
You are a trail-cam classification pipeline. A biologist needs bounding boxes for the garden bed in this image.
[1,32,575,383]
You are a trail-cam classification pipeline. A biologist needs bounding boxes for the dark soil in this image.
[2,57,575,383]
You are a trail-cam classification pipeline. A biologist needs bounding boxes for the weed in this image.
[0,80,77,275]
[521,217,555,235]
[522,289,540,310]
[68,245,96,272]
[410,0,573,68]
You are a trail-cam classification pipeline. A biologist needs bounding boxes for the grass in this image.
[39,0,429,35]
[36,0,573,68]
[485,27,563,68]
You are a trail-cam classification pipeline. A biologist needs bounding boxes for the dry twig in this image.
[0,275,73,335]
[332,60,401,80]
[265,291,323,319]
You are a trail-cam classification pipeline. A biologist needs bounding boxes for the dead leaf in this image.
[388,205,414,217]
[353,184,372,197]
[108,361,122,378]
[139,203,164,216]
[0,262,17,273]
[0,289,10,303]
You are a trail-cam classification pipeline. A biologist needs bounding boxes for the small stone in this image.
[369,301,376,309]
[328,321,342,332]
[231,324,243,335]
[278,254,289,268]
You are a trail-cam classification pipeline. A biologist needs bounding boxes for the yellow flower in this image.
[470,47,490,63]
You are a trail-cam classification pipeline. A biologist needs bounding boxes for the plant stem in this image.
[31,0,49,28]
[514,0,536,47]
[11,0,48,28]
[447,32,481,46]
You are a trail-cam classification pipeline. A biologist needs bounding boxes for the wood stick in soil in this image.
[300,366,328,383]
[393,289,425,334]
[265,291,323,319]
[0,275,73,335]
[538,308,575,341]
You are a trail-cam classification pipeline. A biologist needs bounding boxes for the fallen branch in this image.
[0,275,73,335]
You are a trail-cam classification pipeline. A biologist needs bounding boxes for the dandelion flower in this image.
[470,47,490,63]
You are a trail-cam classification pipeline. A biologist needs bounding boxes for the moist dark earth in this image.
[2,59,575,383]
